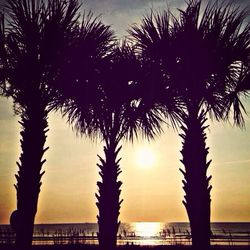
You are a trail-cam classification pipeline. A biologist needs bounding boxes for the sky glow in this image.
[0,0,250,224]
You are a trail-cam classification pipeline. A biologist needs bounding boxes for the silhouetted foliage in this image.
[57,25,173,247]
[93,42,169,250]
[2,0,81,249]
[0,13,7,95]
[54,13,117,249]
[130,0,250,249]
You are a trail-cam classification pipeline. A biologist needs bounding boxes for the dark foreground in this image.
[1,245,250,250]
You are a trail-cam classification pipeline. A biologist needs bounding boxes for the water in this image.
[0,222,250,246]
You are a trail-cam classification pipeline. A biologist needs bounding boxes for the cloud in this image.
[83,0,249,14]
[82,0,183,37]
[84,0,169,12]
[82,0,249,37]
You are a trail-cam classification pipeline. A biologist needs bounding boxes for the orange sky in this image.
[0,97,250,224]
[0,0,250,224]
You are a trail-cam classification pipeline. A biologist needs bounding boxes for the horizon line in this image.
[2,221,250,225]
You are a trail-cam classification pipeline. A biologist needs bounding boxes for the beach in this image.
[1,222,250,248]
[1,244,250,250]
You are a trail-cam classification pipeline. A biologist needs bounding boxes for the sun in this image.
[135,147,156,169]
[133,222,162,237]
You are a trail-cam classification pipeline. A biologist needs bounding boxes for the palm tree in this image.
[129,1,250,249]
[57,30,181,248]
[92,43,176,249]
[92,43,163,250]
[3,0,80,248]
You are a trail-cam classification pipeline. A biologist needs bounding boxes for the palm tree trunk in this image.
[96,138,123,250]
[12,103,48,250]
[180,109,212,250]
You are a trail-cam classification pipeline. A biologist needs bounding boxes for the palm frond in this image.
[131,0,250,127]
[0,13,7,95]
[59,37,168,144]
[4,0,82,114]
[53,12,115,140]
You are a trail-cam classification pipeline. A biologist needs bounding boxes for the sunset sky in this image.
[0,0,250,224]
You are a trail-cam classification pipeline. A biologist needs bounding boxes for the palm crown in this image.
[130,0,250,124]
[62,41,168,143]
[4,0,80,113]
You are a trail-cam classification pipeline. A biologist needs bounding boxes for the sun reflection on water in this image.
[132,222,164,237]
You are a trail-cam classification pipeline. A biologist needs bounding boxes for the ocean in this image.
[0,222,250,246]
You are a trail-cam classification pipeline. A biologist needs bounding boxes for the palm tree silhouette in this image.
[57,30,180,248]
[3,0,80,248]
[93,42,174,250]
[130,1,250,249]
